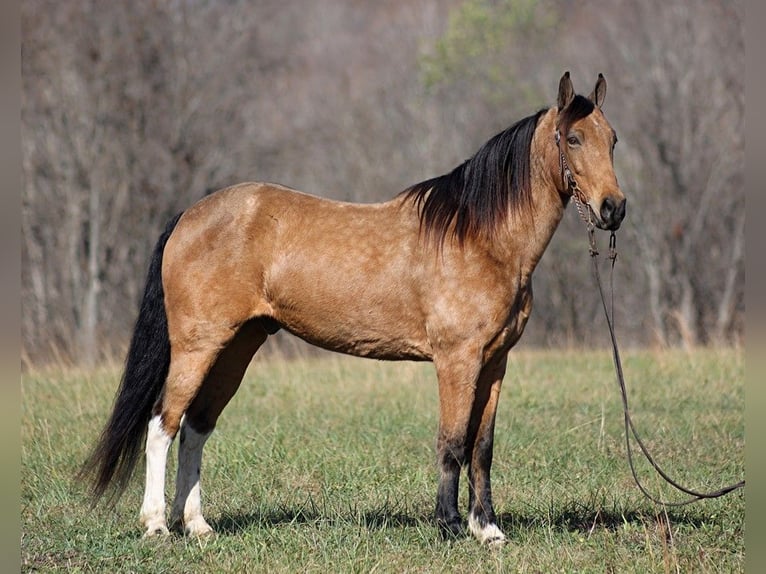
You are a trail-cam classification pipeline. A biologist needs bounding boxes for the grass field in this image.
[21,348,744,573]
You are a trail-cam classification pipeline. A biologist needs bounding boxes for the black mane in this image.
[401,108,548,245]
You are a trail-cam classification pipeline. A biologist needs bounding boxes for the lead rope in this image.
[587,228,745,506]
[560,131,745,505]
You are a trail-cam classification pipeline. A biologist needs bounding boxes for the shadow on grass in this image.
[211,497,713,536]
[211,497,432,535]
[497,502,711,535]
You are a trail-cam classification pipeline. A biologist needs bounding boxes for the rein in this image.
[556,131,746,506]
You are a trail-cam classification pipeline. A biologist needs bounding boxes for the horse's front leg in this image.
[433,353,482,539]
[466,355,508,545]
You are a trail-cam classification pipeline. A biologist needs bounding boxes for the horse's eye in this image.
[567,136,579,146]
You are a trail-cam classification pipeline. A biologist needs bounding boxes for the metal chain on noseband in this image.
[556,130,745,506]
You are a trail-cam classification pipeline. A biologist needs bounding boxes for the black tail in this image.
[80,212,184,502]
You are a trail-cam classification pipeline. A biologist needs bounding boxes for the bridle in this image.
[555,129,582,199]
[555,129,599,248]
[555,128,746,506]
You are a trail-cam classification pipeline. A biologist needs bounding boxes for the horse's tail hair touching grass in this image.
[79,212,184,503]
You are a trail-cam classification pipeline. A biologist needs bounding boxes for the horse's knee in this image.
[437,434,468,467]
[436,400,474,468]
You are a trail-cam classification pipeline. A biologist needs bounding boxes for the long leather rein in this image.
[556,131,746,506]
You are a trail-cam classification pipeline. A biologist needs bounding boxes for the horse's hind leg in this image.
[169,320,268,536]
[169,421,213,536]
[140,346,222,537]
[141,415,175,536]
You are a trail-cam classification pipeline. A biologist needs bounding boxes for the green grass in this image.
[21,348,744,573]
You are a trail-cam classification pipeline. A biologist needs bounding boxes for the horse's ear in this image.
[557,71,575,110]
[589,73,607,108]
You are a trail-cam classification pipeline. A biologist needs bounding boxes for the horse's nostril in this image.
[600,198,616,222]
[617,198,627,221]
[599,197,626,230]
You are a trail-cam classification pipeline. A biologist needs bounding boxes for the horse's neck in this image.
[497,111,566,280]
[507,189,565,282]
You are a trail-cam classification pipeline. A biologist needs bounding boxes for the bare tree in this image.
[568,0,744,346]
[21,0,743,365]
[22,0,288,363]
[21,0,455,364]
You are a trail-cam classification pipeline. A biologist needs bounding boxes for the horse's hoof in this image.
[143,524,170,538]
[437,517,464,541]
[468,514,506,546]
[184,518,215,538]
[486,535,506,548]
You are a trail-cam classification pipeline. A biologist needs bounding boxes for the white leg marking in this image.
[468,512,506,546]
[140,415,173,536]
[170,420,214,536]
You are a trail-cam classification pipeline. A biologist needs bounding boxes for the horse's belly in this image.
[268,282,432,361]
[279,314,432,361]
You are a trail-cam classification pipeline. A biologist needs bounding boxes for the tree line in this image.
[21,0,743,365]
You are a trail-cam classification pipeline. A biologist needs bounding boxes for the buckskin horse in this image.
[82,72,625,545]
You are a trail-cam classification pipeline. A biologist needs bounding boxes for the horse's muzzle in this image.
[599,196,626,231]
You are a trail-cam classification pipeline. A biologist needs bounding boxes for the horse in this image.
[81,72,625,545]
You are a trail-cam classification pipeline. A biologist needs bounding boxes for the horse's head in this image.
[555,72,626,231]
